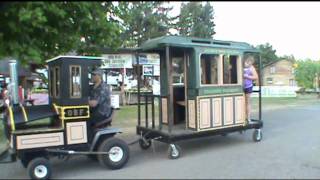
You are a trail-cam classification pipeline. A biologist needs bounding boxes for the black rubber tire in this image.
[168,144,181,159]
[97,137,130,170]
[27,157,52,180]
[253,129,263,142]
[139,138,152,150]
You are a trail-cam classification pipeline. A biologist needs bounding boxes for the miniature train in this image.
[0,57,130,179]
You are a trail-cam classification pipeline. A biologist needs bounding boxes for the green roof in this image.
[138,35,259,52]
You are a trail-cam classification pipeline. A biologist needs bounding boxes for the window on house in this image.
[223,55,238,84]
[289,79,295,86]
[267,77,273,84]
[270,66,276,74]
[200,54,219,85]
[70,66,81,98]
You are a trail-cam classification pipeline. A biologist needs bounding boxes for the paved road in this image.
[1,103,320,179]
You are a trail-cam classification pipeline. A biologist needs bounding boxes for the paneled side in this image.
[188,100,196,129]
[200,99,211,129]
[223,97,234,125]
[212,98,222,127]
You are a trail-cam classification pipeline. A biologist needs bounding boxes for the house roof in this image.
[138,35,259,52]
[263,59,293,68]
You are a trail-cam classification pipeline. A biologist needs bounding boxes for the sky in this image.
[168,1,320,60]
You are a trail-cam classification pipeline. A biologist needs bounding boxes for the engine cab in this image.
[4,56,103,150]
[47,56,101,119]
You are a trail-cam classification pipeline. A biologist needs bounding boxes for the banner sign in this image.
[101,54,133,69]
[134,53,160,65]
[143,65,153,76]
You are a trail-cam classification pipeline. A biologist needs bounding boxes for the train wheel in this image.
[168,144,181,159]
[139,138,152,150]
[27,157,52,179]
[98,137,130,169]
[253,129,262,142]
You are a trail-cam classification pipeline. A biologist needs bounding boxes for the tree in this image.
[117,2,175,47]
[294,59,320,89]
[255,43,279,67]
[0,2,122,65]
[176,2,216,38]
[280,54,296,62]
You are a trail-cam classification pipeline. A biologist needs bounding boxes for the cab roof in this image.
[46,55,104,63]
[138,35,259,52]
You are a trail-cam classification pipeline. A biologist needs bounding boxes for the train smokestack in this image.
[9,60,19,105]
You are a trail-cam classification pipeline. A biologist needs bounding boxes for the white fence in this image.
[252,86,299,97]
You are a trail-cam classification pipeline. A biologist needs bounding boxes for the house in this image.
[262,59,297,86]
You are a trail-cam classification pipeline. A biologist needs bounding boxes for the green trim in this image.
[199,86,243,96]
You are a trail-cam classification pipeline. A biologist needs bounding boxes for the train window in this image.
[200,54,219,85]
[49,68,54,97]
[54,67,60,97]
[223,55,238,84]
[172,57,184,85]
[70,66,81,98]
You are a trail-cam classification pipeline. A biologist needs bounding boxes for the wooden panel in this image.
[66,121,87,145]
[188,100,196,129]
[16,132,64,150]
[223,97,234,125]
[200,99,211,129]
[162,98,168,124]
[235,96,245,124]
[212,98,222,127]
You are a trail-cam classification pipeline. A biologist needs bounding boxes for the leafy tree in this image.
[117,2,174,47]
[176,2,215,38]
[0,2,122,65]
[294,59,320,89]
[256,43,279,67]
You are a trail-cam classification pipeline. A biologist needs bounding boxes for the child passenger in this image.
[243,56,258,123]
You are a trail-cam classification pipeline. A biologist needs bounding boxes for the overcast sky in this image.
[168,1,320,60]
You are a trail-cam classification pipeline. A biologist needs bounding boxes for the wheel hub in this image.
[256,129,261,140]
[34,165,48,178]
[109,146,124,162]
[170,144,179,157]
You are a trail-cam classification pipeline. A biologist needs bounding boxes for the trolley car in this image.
[135,36,263,158]
[0,56,130,179]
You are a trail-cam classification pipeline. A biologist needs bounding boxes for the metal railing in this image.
[137,93,167,130]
